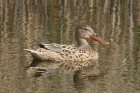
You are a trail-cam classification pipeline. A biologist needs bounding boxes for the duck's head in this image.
[75,25,109,44]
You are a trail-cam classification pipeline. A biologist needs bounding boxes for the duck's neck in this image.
[76,38,94,51]
[76,38,88,47]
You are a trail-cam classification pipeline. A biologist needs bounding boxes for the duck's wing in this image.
[25,43,77,58]
[39,43,65,53]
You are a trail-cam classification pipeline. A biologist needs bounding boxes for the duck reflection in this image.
[73,64,105,92]
[25,59,106,92]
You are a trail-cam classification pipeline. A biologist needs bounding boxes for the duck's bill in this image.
[90,34,109,44]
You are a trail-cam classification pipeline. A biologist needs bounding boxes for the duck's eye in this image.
[95,35,98,37]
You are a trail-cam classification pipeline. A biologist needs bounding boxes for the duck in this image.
[24,25,109,61]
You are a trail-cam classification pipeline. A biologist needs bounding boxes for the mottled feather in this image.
[24,25,108,63]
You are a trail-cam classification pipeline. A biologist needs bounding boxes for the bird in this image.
[24,25,109,62]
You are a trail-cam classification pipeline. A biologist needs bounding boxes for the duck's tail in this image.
[24,49,36,53]
[24,49,45,60]
[24,48,63,61]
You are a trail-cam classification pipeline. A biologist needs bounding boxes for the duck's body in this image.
[25,25,108,61]
[25,44,98,61]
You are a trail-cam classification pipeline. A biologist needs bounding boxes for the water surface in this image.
[0,0,140,93]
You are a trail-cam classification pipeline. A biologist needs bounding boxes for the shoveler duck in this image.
[25,25,109,61]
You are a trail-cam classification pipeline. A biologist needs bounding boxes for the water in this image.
[0,0,140,93]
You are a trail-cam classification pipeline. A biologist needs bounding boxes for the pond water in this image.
[0,0,140,93]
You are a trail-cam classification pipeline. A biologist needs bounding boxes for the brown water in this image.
[0,0,140,93]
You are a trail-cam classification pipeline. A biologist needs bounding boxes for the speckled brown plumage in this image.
[25,25,108,62]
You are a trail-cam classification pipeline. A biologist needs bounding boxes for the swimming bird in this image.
[24,25,109,61]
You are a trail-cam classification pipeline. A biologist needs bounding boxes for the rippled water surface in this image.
[0,0,140,93]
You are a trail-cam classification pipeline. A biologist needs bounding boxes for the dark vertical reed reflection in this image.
[73,70,85,92]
